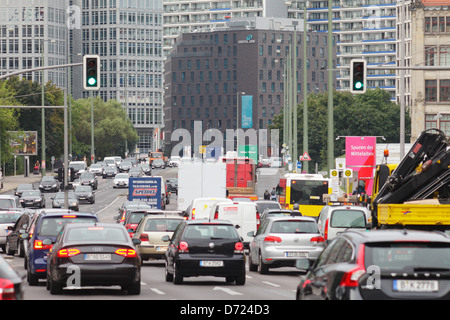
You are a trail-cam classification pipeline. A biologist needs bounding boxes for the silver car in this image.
[247,216,325,274]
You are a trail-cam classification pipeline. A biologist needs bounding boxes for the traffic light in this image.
[83,55,100,90]
[350,59,366,94]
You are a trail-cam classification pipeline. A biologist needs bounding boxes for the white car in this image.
[113,173,129,188]
[168,156,180,167]
[89,163,104,175]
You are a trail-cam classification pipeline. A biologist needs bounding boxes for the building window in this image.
[440,80,450,101]
[425,80,437,102]
[440,46,450,66]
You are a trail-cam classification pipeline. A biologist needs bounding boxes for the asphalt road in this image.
[2,166,306,301]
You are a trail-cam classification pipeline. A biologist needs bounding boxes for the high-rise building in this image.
[163,17,336,154]
[0,0,70,88]
[80,0,164,154]
[287,0,400,102]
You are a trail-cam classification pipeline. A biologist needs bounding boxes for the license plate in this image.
[285,252,309,258]
[156,246,167,252]
[200,260,223,267]
[85,254,111,261]
[393,280,439,292]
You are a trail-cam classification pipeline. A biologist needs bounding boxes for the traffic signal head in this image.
[350,59,366,94]
[83,55,100,90]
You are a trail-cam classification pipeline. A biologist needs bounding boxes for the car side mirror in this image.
[366,222,372,230]
[161,235,170,242]
[132,238,141,246]
[295,258,312,271]
[235,224,241,229]
[247,231,255,237]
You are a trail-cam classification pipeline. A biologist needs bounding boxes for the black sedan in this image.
[14,184,34,198]
[166,178,178,195]
[39,176,60,193]
[102,166,117,179]
[19,190,45,208]
[163,219,246,285]
[79,172,98,190]
[46,223,141,295]
[74,185,95,204]
[52,192,79,211]
[0,255,24,300]
[295,229,450,300]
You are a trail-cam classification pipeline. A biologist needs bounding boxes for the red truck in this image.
[223,157,258,201]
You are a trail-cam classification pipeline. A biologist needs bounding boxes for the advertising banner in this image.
[345,136,376,195]
[8,131,38,156]
[128,176,162,209]
[241,95,253,129]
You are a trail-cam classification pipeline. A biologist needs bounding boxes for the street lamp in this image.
[41,38,56,177]
[236,91,245,152]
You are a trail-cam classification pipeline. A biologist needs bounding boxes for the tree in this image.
[71,97,138,159]
[271,88,411,171]
[0,80,21,166]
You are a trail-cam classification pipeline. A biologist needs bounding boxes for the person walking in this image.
[264,190,270,200]
[270,187,277,201]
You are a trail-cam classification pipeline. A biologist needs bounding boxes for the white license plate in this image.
[156,246,167,252]
[200,260,224,267]
[393,280,439,292]
[85,254,111,261]
[285,252,309,258]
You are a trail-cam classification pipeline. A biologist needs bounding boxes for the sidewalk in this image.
[0,174,44,194]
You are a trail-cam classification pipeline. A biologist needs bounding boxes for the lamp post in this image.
[303,3,309,173]
[41,39,55,177]
[236,91,245,152]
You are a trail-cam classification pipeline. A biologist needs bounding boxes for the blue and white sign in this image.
[206,146,221,159]
[241,95,253,129]
[128,176,162,209]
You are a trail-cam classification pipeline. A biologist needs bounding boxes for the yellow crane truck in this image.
[371,129,450,233]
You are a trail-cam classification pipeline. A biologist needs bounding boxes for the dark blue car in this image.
[24,211,98,286]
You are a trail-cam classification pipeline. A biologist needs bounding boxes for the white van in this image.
[210,201,258,247]
[316,205,371,242]
[104,157,117,167]
[186,197,231,220]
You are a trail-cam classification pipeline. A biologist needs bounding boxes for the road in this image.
[1,166,306,300]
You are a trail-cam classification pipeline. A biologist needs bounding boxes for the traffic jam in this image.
[1,131,450,301]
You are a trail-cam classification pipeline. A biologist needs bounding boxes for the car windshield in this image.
[331,209,366,228]
[70,163,85,170]
[0,199,15,208]
[54,193,77,200]
[0,213,22,224]
[122,161,132,166]
[365,242,450,272]
[154,159,163,164]
[116,173,128,179]
[257,202,280,212]
[21,191,40,197]
[270,220,319,234]
[75,186,91,192]
[80,173,94,179]
[17,184,33,191]
[105,167,115,172]
[90,164,101,168]
[105,159,115,165]
[38,216,96,237]
[66,226,128,242]
[144,218,182,232]
[128,212,146,224]
[183,224,239,239]
[41,176,55,182]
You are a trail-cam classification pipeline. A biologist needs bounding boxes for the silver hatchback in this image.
[247,216,325,274]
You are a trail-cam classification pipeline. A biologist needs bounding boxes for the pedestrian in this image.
[270,187,277,201]
[264,190,270,200]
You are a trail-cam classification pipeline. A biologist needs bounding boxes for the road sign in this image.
[300,151,311,161]
[344,168,353,178]
[330,169,338,178]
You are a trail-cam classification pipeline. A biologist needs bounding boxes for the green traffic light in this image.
[87,77,97,86]
[354,82,363,90]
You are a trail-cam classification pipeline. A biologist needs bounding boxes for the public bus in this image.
[278,173,331,217]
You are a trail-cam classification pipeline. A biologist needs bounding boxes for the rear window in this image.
[270,220,319,234]
[183,224,239,240]
[0,213,22,224]
[66,226,128,242]
[365,242,450,272]
[0,199,15,208]
[144,218,182,232]
[331,209,366,228]
[38,216,97,237]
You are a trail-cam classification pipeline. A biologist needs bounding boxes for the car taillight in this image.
[256,211,260,229]
[234,242,244,253]
[33,240,52,250]
[324,218,329,240]
[0,279,16,300]
[339,244,366,288]
[192,208,195,219]
[178,241,189,253]
[310,236,325,244]
[115,248,137,258]
[57,248,81,258]
[264,235,282,243]
[140,233,149,242]
[214,210,219,219]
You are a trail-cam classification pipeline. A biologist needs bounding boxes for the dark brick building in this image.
[163,20,336,154]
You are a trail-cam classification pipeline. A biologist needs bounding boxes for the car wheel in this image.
[18,241,24,258]
[259,253,269,275]
[248,251,258,272]
[125,280,141,295]
[27,268,39,286]
[5,241,14,256]
[173,262,183,285]
[235,270,246,286]
[49,277,63,295]
[165,260,173,282]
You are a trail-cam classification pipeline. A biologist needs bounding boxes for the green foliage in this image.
[271,88,411,171]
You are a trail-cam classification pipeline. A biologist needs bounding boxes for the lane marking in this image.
[151,288,166,295]
[262,281,281,288]
[213,286,243,296]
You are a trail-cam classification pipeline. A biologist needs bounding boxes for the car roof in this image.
[341,229,450,244]
[142,214,184,220]
[38,211,97,218]
[64,222,123,230]
[184,219,234,226]
[266,215,316,222]
[326,205,369,211]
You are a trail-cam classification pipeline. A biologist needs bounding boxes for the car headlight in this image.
[52,184,57,187]
[71,202,77,206]
[39,184,43,188]
[20,199,24,202]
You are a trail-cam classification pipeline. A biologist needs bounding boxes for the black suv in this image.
[163,219,246,285]
[296,229,450,300]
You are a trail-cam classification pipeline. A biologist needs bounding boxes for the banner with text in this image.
[345,136,376,195]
